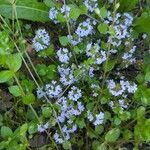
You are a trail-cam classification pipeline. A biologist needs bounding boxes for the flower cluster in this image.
[56,48,72,64]
[109,99,128,111]
[86,41,107,65]
[32,29,50,52]
[87,111,104,126]
[33,1,145,147]
[122,46,136,67]
[37,122,49,132]
[54,87,84,143]
[49,7,59,24]
[37,80,62,99]
[75,19,94,38]
[107,79,137,96]
[84,0,98,12]
[68,86,82,101]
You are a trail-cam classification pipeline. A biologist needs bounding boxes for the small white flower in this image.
[77,102,85,112]
[36,87,45,99]
[37,122,49,132]
[61,5,71,18]
[53,132,64,144]
[87,110,94,122]
[93,112,104,126]
[142,34,147,39]
[49,8,58,24]
[118,99,128,110]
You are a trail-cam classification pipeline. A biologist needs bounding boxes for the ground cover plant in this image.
[0,0,150,149]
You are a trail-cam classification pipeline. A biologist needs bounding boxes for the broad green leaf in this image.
[44,0,55,8]
[105,128,120,143]
[103,59,116,72]
[6,53,22,72]
[134,11,150,34]
[95,125,104,134]
[19,123,28,136]
[59,36,70,46]
[119,111,131,121]
[63,141,71,150]
[69,5,81,20]
[123,129,132,140]
[134,118,150,142]
[47,64,57,80]
[100,6,107,19]
[137,106,145,121]
[1,126,13,138]
[119,0,138,12]
[0,0,49,22]
[79,5,87,14]
[57,12,65,22]
[22,93,35,105]
[28,122,37,134]
[76,118,86,129]
[8,85,22,97]
[97,143,108,150]
[97,23,109,34]
[141,89,150,105]
[0,70,14,83]
[42,107,52,118]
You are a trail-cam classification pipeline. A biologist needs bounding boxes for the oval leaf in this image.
[6,53,22,72]
[22,93,35,105]
[105,128,120,143]
[0,0,49,22]
[1,126,13,138]
[0,70,14,83]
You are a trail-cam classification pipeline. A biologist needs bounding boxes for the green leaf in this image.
[79,5,87,14]
[0,0,49,22]
[141,89,150,105]
[19,123,28,136]
[95,125,104,135]
[22,93,35,105]
[69,5,81,20]
[8,85,22,97]
[119,0,138,12]
[63,141,71,150]
[57,12,65,22]
[134,11,150,34]
[100,6,107,19]
[97,23,109,34]
[1,126,13,138]
[44,0,55,8]
[6,53,22,72]
[42,107,52,118]
[119,111,131,121]
[59,36,70,46]
[134,118,150,142]
[0,70,14,83]
[103,59,116,72]
[47,64,57,80]
[137,106,145,121]
[28,122,37,134]
[105,128,120,143]
[97,143,108,150]
[76,118,86,129]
